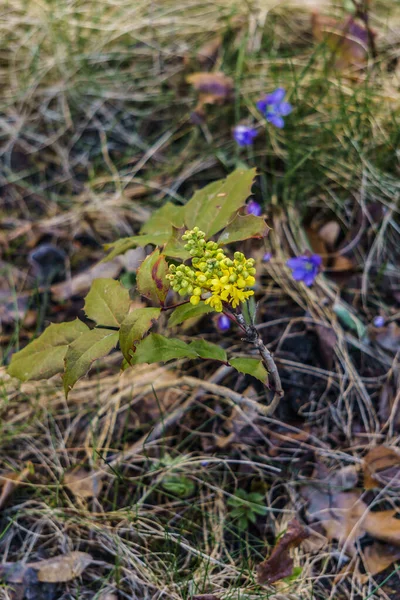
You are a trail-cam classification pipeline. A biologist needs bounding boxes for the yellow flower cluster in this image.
[166,227,256,313]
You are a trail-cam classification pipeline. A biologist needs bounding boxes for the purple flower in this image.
[262,252,272,262]
[373,316,385,328]
[217,314,231,332]
[286,255,322,286]
[233,125,258,147]
[246,200,262,216]
[256,88,292,129]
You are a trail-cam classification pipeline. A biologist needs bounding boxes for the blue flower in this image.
[262,252,272,262]
[286,255,322,286]
[233,125,258,146]
[256,88,292,128]
[373,316,385,328]
[246,200,262,216]
[217,314,231,331]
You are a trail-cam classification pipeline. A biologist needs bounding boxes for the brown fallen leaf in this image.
[28,552,93,583]
[197,36,222,67]
[187,71,234,121]
[363,446,400,490]
[303,465,400,555]
[360,542,400,583]
[0,464,32,510]
[187,72,234,101]
[64,469,103,500]
[257,519,309,585]
[330,255,355,272]
[312,13,375,69]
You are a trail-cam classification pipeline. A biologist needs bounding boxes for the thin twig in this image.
[236,313,284,414]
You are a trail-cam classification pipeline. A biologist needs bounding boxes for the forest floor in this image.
[1,1,400,599]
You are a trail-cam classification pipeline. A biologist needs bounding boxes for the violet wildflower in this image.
[373,316,385,328]
[286,255,322,286]
[257,88,292,129]
[217,314,231,332]
[262,252,272,262]
[233,125,258,147]
[246,200,262,216]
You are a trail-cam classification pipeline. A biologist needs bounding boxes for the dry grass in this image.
[1,0,400,599]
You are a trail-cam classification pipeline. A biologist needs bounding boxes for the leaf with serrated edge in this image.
[189,339,227,362]
[140,202,185,235]
[8,320,88,382]
[102,232,171,262]
[168,301,213,327]
[63,329,118,395]
[131,333,198,365]
[84,278,130,327]
[218,214,270,245]
[119,307,161,363]
[184,168,257,236]
[229,357,268,384]
[136,249,170,306]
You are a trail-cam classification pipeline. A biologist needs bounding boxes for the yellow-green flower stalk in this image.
[166,227,256,313]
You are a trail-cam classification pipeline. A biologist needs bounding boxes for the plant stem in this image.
[235,312,283,414]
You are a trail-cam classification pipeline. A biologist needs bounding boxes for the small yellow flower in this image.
[167,229,256,313]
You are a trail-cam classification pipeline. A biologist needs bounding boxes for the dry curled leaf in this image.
[312,13,375,69]
[303,465,400,557]
[0,464,32,510]
[359,542,400,582]
[363,446,400,490]
[187,72,234,101]
[318,221,341,248]
[257,519,309,584]
[28,552,93,583]
[64,469,103,499]
[197,36,222,67]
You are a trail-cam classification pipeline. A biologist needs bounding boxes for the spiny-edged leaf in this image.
[136,249,170,306]
[140,202,185,236]
[131,333,198,365]
[84,278,130,327]
[184,168,257,236]
[168,301,213,327]
[63,328,119,395]
[119,307,161,363]
[229,357,268,384]
[163,227,191,260]
[102,232,171,262]
[8,320,88,382]
[218,214,270,245]
[189,338,227,362]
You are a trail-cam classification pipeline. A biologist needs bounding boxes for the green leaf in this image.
[229,357,268,384]
[189,338,227,362]
[168,301,213,327]
[140,202,185,236]
[102,232,170,262]
[163,227,191,260]
[119,307,161,363]
[162,475,195,498]
[84,278,130,327]
[218,214,270,245]
[131,333,198,365]
[8,320,88,382]
[333,302,366,338]
[136,249,170,306]
[63,328,119,395]
[184,168,257,237]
